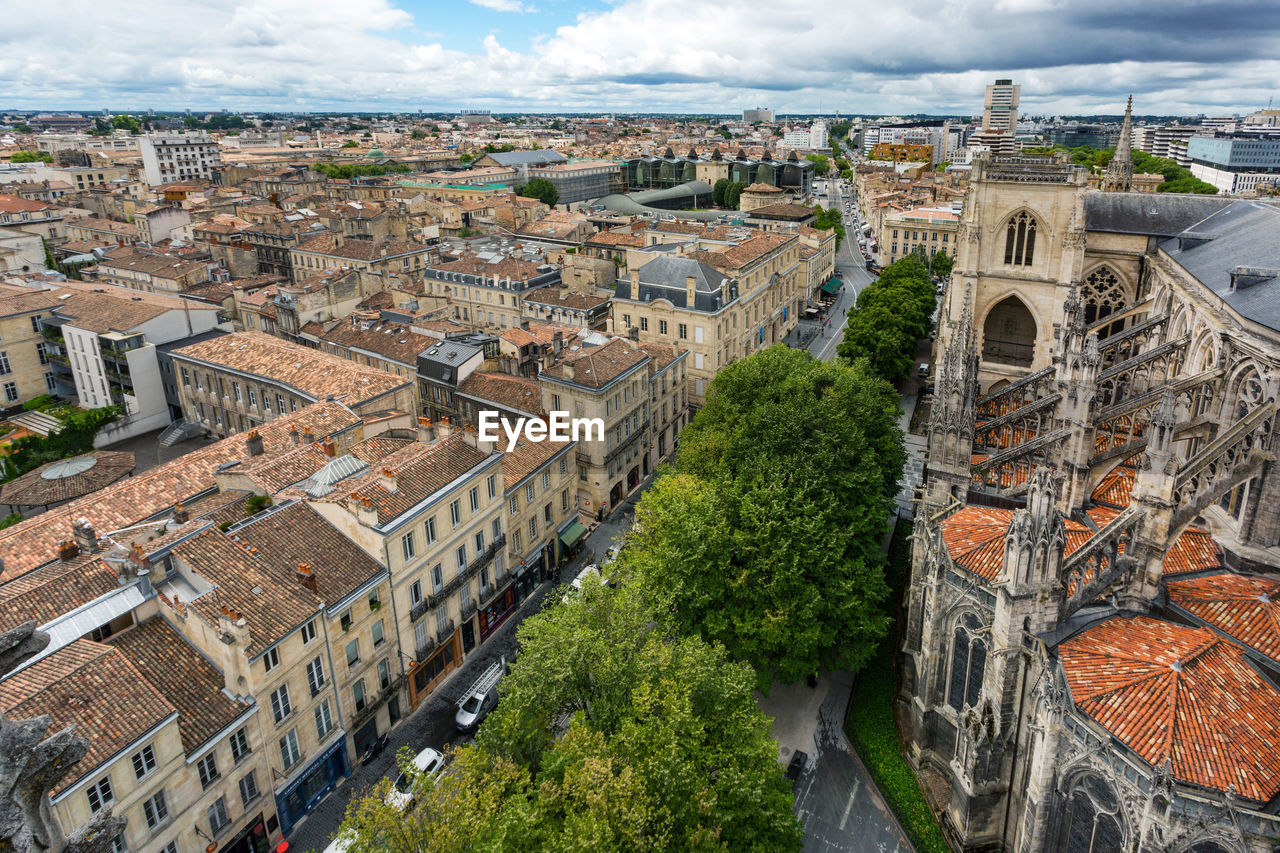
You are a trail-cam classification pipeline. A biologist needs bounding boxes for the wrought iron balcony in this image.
[409,599,429,623]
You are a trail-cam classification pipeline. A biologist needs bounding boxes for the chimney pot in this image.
[289,425,300,445]
[57,539,80,561]
[321,438,336,457]
[246,429,264,457]
[172,500,188,524]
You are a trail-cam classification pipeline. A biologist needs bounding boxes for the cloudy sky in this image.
[3,0,1278,115]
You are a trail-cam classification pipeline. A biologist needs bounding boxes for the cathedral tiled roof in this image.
[1162,527,1220,576]
[939,506,1093,582]
[1058,615,1280,802]
[1167,572,1280,663]
[1090,461,1137,508]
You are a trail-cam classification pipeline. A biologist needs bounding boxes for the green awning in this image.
[559,519,588,549]
[821,278,843,295]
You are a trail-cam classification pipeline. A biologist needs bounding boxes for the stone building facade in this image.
[903,150,1280,852]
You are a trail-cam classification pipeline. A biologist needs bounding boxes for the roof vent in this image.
[1228,266,1278,292]
[1177,231,1216,251]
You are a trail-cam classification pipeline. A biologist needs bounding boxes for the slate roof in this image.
[1159,200,1280,333]
[232,502,385,606]
[108,618,249,753]
[1084,191,1234,237]
[1167,572,1280,663]
[482,149,568,168]
[173,331,410,406]
[0,641,176,794]
[0,402,360,583]
[1058,614,1280,802]
[618,255,732,312]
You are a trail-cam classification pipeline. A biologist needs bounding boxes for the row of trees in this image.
[309,162,412,179]
[712,178,746,209]
[335,347,907,851]
[1053,144,1219,194]
[837,254,938,384]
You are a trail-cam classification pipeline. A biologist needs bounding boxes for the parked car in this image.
[454,686,499,735]
[385,747,445,812]
[918,362,931,379]
[321,831,354,853]
[786,751,809,788]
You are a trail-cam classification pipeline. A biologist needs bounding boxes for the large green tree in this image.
[516,177,559,207]
[712,177,730,207]
[804,153,831,176]
[622,347,902,687]
[838,254,937,384]
[335,581,801,852]
[723,180,746,210]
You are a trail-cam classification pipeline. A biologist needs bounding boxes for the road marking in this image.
[838,779,862,831]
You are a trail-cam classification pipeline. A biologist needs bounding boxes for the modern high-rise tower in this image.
[982,78,1020,134]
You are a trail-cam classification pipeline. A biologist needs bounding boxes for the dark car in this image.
[786,751,809,787]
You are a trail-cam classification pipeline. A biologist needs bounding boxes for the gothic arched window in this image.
[1004,212,1037,266]
[1081,266,1129,330]
[1064,775,1124,853]
[983,296,1037,366]
[947,613,986,711]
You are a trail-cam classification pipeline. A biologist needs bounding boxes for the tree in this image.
[3,406,123,482]
[929,250,953,279]
[837,254,937,384]
[342,140,360,148]
[723,180,746,210]
[622,347,902,687]
[716,125,732,140]
[410,128,426,139]
[458,152,476,165]
[804,153,831,176]
[110,115,141,134]
[515,178,559,207]
[335,581,802,852]
[811,206,846,246]
[10,124,34,134]
[712,178,730,207]
[10,151,51,163]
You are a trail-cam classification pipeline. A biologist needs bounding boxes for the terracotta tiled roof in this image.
[522,288,610,311]
[696,232,795,271]
[0,451,134,507]
[501,424,569,487]
[432,251,546,282]
[175,529,321,656]
[314,318,429,367]
[0,402,360,583]
[1058,615,1280,802]
[295,233,430,261]
[0,289,60,319]
[50,287,212,335]
[456,372,543,417]
[64,216,138,236]
[0,640,176,794]
[584,231,645,248]
[1168,572,1280,662]
[232,502,385,605]
[236,444,334,493]
[173,331,411,407]
[636,340,682,372]
[0,195,55,214]
[0,554,122,631]
[1162,526,1221,576]
[541,338,648,389]
[312,433,492,526]
[1090,462,1137,508]
[940,505,1093,582]
[108,618,249,753]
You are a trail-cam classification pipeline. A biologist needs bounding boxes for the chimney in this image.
[379,467,398,493]
[246,429,264,457]
[334,231,345,248]
[72,519,99,554]
[57,539,80,562]
[437,417,454,440]
[219,606,252,647]
[564,361,576,381]
[357,495,379,527]
[630,270,640,292]
[296,562,318,593]
[289,425,300,445]
[685,275,697,306]
[417,416,435,443]
[552,331,564,355]
[628,325,640,342]
[321,437,336,457]
[302,425,314,443]
[172,500,188,524]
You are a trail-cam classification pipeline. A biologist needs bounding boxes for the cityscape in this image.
[1,4,1279,853]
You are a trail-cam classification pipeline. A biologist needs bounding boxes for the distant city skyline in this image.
[2,0,1277,115]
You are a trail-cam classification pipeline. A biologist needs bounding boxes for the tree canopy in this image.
[804,153,831,176]
[336,580,802,852]
[10,151,51,163]
[838,254,937,384]
[621,346,902,687]
[810,206,846,246]
[310,162,411,179]
[516,177,559,207]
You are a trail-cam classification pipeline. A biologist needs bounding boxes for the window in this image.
[513,529,522,551]
[270,684,292,723]
[431,563,444,590]
[248,388,257,406]
[87,776,113,813]
[424,516,437,544]
[492,518,502,541]
[127,745,158,781]
[450,500,461,526]
[301,620,316,645]
[469,486,479,511]
[544,503,552,526]
[525,483,535,502]
[197,753,219,789]
[208,796,230,835]
[339,610,352,631]
[372,619,385,647]
[946,613,987,712]
[230,728,250,763]
[559,457,567,475]
[140,789,169,830]
[456,545,467,571]
[238,771,260,808]
[379,659,392,690]
[263,647,280,673]
[3,382,16,403]
[233,382,242,402]
[487,474,497,499]
[276,393,286,412]
[678,323,688,339]
[562,488,570,512]
[162,842,178,853]
[401,531,416,561]
[541,471,550,490]
[0,351,12,375]
[279,729,301,770]
[36,341,48,365]
[353,679,367,712]
[315,699,334,740]
[346,639,360,666]
[1064,775,1124,853]
[410,579,423,606]
[1003,211,1037,266]
[509,496,518,515]
[306,657,325,695]
[659,320,668,335]
[436,603,449,633]
[44,373,55,393]
[528,517,537,540]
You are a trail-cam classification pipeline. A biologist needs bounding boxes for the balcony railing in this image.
[426,535,506,609]
[409,599,429,623]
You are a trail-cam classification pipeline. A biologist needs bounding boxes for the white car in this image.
[385,747,445,812]
[322,831,354,853]
[562,564,601,603]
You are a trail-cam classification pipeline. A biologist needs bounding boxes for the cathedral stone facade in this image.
[905,150,1280,853]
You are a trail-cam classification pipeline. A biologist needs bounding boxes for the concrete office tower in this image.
[982,79,1020,134]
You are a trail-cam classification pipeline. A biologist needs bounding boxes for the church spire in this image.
[1101,95,1134,192]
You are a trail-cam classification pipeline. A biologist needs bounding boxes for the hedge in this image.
[845,521,950,853]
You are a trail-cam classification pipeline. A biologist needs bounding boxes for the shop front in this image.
[218,811,269,853]
[408,630,461,709]
[557,519,587,565]
[478,583,518,642]
[275,737,347,837]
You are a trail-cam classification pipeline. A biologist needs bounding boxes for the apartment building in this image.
[520,286,611,330]
[0,194,72,240]
[500,429,580,594]
[640,341,688,465]
[303,311,430,380]
[879,206,959,267]
[139,132,222,187]
[0,288,61,409]
[90,247,212,295]
[289,233,434,285]
[611,230,802,406]
[421,252,559,331]
[171,331,415,437]
[41,285,224,437]
[64,216,141,246]
[539,338,653,514]
[797,225,838,301]
[417,340,487,423]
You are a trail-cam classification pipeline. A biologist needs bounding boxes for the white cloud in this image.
[0,0,1275,114]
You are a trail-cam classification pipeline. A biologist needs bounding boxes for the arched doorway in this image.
[983,296,1037,366]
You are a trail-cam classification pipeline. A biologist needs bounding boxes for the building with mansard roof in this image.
[904,143,1280,852]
